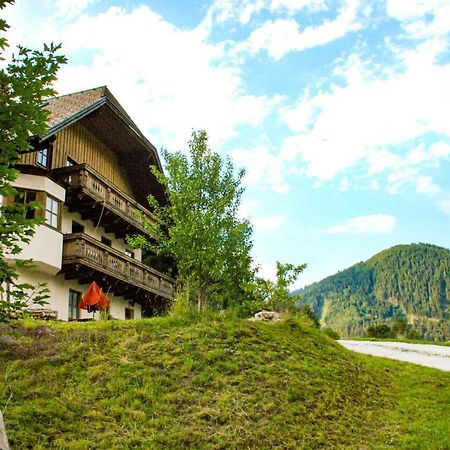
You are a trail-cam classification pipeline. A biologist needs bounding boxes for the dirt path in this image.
[338,340,450,371]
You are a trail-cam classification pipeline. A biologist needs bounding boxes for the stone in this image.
[249,310,281,322]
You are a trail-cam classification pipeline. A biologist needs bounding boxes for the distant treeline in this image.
[295,243,450,341]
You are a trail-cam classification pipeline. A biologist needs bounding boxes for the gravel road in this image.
[338,340,450,371]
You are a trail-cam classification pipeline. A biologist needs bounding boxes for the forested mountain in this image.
[295,243,450,340]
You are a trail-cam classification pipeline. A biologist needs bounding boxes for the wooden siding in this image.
[19,150,37,166]
[52,122,134,197]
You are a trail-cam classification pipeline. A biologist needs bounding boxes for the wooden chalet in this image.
[8,86,175,320]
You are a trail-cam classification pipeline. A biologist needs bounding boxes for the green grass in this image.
[0,313,449,449]
[348,336,450,346]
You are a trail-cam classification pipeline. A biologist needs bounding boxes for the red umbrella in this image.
[80,281,110,313]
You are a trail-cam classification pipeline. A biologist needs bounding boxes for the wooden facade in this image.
[53,163,160,239]
[62,233,174,300]
[20,122,134,198]
[15,86,175,317]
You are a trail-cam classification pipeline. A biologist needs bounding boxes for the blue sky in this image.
[4,0,450,288]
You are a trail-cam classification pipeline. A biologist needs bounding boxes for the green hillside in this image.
[296,243,450,340]
[1,314,449,449]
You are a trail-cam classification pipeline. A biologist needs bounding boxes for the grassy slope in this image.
[0,313,449,449]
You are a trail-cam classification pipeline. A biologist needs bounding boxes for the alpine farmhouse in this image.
[4,86,175,321]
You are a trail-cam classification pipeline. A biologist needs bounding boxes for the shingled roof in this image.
[43,86,163,170]
[42,86,166,205]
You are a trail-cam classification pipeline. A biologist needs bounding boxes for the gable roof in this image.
[43,86,167,205]
[45,86,133,130]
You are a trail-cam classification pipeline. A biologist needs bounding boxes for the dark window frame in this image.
[101,236,112,247]
[15,189,38,219]
[68,289,81,321]
[71,221,84,233]
[36,146,51,168]
[45,194,59,229]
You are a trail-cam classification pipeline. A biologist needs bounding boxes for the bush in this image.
[366,323,393,339]
[322,327,340,340]
[296,305,320,328]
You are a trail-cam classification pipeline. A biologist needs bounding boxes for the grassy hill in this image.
[0,312,449,449]
[295,243,450,340]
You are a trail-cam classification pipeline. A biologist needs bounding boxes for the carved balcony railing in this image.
[62,233,175,300]
[53,164,159,239]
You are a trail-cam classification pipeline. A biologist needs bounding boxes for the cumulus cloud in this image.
[386,0,450,39]
[231,146,290,194]
[240,0,363,59]
[204,0,328,27]
[325,214,397,234]
[280,37,450,191]
[415,176,441,195]
[6,3,279,153]
[253,215,287,231]
[51,0,97,19]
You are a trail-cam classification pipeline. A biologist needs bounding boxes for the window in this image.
[71,221,84,233]
[101,236,112,247]
[15,190,38,219]
[125,249,134,259]
[66,157,77,167]
[68,290,81,320]
[125,308,134,320]
[36,147,50,168]
[45,195,59,228]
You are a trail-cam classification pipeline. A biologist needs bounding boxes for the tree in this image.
[0,0,66,321]
[129,130,254,310]
[267,262,307,312]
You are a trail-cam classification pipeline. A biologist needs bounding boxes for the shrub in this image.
[322,327,340,340]
[366,323,393,339]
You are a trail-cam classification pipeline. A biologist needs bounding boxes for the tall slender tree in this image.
[129,130,254,310]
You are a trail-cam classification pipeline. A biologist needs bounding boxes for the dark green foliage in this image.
[367,324,394,339]
[297,305,320,328]
[296,244,450,340]
[322,327,340,340]
[0,0,66,321]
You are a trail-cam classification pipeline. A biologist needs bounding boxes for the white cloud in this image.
[7,4,278,152]
[230,146,290,193]
[51,0,97,19]
[386,168,418,194]
[338,176,350,192]
[241,0,363,59]
[386,0,450,39]
[325,214,397,234]
[255,261,277,281]
[253,215,287,231]
[415,176,441,195]
[281,39,450,187]
[270,0,327,14]
[439,199,450,215]
[204,0,328,27]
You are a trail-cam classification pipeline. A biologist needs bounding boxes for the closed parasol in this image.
[79,281,110,314]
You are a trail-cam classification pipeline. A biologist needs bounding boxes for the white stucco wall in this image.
[10,174,145,321]
[7,173,65,275]
[7,225,63,275]
[19,268,141,321]
[13,173,65,201]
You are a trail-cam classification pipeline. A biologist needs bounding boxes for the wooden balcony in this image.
[53,164,160,239]
[61,233,175,303]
